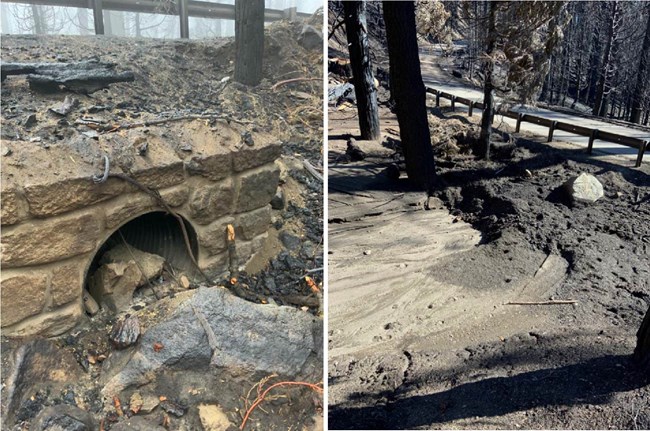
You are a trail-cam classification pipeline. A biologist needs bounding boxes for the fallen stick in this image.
[101,114,249,133]
[506,300,577,305]
[282,295,321,308]
[226,224,239,284]
[240,381,323,430]
[330,224,375,235]
[519,253,553,295]
[270,77,322,91]
[303,159,323,182]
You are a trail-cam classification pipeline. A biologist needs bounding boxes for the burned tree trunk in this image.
[635,306,650,370]
[234,0,264,86]
[134,12,141,37]
[631,11,650,123]
[77,7,91,35]
[31,5,44,34]
[477,0,497,160]
[343,1,380,140]
[383,1,436,193]
[593,1,620,117]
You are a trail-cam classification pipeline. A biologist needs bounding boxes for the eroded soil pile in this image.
[1,13,323,431]
[328,104,650,430]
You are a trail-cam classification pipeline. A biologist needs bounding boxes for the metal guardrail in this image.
[427,87,648,167]
[3,0,309,38]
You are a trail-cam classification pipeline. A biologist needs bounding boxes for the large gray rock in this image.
[298,24,323,51]
[102,287,316,395]
[89,244,165,312]
[2,339,82,424]
[564,172,604,204]
[31,405,96,431]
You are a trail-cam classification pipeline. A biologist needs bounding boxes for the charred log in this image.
[1,60,134,94]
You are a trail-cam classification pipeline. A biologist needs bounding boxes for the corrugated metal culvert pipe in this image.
[85,211,200,309]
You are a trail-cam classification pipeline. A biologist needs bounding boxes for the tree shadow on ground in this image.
[435,137,649,189]
[329,354,649,430]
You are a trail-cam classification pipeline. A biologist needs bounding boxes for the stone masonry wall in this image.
[1,120,280,337]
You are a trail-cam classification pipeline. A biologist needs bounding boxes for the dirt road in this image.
[419,47,650,165]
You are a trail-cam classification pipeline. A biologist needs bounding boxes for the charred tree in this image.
[631,11,650,123]
[593,1,620,117]
[77,7,91,35]
[382,1,436,193]
[343,1,380,140]
[477,0,497,160]
[134,13,141,37]
[234,0,264,86]
[31,5,44,34]
[635,306,650,370]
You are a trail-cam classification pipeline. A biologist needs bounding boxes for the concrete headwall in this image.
[1,119,280,337]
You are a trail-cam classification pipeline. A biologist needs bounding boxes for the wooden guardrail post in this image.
[283,7,297,20]
[515,113,523,133]
[92,0,104,35]
[636,141,647,167]
[425,86,644,164]
[588,129,598,154]
[179,0,189,38]
[547,120,557,142]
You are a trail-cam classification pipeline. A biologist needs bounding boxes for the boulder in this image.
[101,287,317,395]
[89,244,165,312]
[298,25,323,51]
[31,405,96,431]
[564,172,604,204]
[101,244,165,281]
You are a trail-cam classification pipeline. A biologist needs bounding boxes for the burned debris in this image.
[1,59,135,94]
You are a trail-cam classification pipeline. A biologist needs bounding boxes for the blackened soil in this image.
[433,137,650,331]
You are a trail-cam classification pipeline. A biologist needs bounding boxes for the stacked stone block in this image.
[1,120,279,337]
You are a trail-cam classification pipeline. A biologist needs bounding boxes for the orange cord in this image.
[239,381,323,430]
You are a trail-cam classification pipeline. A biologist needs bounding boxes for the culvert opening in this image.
[85,212,199,312]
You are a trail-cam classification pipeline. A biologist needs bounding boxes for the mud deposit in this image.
[328,102,649,429]
[2,13,323,431]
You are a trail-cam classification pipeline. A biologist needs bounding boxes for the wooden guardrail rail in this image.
[3,0,309,38]
[426,87,648,167]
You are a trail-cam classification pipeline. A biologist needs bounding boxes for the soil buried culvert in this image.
[1,119,282,337]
